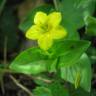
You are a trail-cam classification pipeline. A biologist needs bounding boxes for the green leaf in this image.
[47,59,58,73]
[59,0,95,29]
[87,46,96,64]
[59,0,95,39]
[47,81,69,96]
[10,47,49,75]
[85,16,96,36]
[33,87,52,96]
[19,5,53,32]
[49,40,90,66]
[61,54,91,92]
[33,81,69,96]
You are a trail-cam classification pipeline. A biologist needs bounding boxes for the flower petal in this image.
[38,33,53,50]
[26,25,42,40]
[51,26,67,39]
[48,12,62,27]
[34,12,48,25]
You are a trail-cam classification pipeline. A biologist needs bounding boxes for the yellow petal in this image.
[51,26,67,39]
[38,33,53,50]
[48,12,62,27]
[26,25,42,40]
[34,12,48,25]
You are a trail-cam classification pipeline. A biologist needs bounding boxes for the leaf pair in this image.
[10,40,91,91]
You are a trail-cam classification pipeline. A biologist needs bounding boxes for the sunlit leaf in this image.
[10,48,49,74]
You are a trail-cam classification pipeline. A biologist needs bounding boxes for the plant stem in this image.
[1,37,8,94]
[53,0,58,11]
[10,75,34,96]
[0,0,6,15]
[28,75,52,84]
[4,37,7,65]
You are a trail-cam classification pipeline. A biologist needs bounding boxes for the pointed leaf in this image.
[10,48,48,75]
[61,54,91,92]
[49,40,90,66]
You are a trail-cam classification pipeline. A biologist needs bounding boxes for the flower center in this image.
[40,24,51,33]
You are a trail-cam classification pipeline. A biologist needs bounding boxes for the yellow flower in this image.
[26,11,67,50]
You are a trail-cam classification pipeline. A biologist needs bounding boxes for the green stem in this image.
[53,0,59,11]
[0,36,8,94]
[4,37,7,65]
